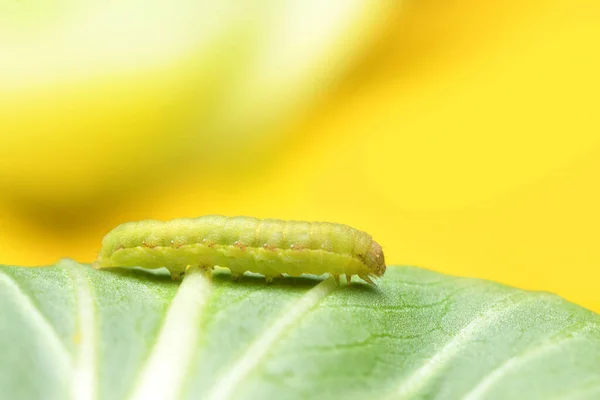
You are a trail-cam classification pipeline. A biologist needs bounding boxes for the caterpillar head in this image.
[367,241,386,277]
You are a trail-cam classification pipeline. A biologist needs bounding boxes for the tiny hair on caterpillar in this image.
[93,215,386,285]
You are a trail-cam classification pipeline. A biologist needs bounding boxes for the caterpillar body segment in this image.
[94,215,386,284]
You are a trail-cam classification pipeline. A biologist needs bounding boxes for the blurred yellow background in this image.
[1,1,599,311]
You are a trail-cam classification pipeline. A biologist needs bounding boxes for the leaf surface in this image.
[1,260,599,400]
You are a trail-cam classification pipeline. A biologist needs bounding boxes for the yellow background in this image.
[1,1,599,311]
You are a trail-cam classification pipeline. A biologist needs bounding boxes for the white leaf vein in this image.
[388,292,532,399]
[62,259,98,400]
[206,277,337,400]
[128,266,212,400]
[463,322,600,400]
[0,270,72,374]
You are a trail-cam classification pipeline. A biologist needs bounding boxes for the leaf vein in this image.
[386,291,533,399]
[0,270,72,373]
[463,321,600,400]
[62,259,99,400]
[128,266,212,400]
[205,277,337,400]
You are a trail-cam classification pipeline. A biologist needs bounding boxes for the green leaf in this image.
[1,259,599,400]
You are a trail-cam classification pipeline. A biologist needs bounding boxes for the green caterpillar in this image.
[93,215,386,284]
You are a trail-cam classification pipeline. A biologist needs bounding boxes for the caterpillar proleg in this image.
[93,215,386,284]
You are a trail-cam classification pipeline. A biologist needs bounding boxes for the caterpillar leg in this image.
[179,265,213,279]
[199,265,213,278]
[264,274,283,284]
[231,272,242,281]
[359,274,376,285]
[169,269,185,281]
[345,274,352,285]
[332,274,340,285]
